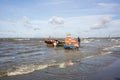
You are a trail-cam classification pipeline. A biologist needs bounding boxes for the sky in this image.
[0,0,120,38]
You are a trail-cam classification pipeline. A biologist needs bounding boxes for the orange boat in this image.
[64,34,79,49]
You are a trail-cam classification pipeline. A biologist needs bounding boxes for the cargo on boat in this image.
[64,34,79,50]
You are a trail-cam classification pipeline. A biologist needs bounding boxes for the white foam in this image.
[82,39,93,43]
[101,51,112,55]
[7,65,35,76]
[7,64,49,76]
[14,38,30,41]
[7,62,64,76]
[102,45,120,51]
[103,47,110,51]
[82,51,112,60]
[36,65,48,70]
[111,39,116,42]
[83,55,96,60]
[113,45,120,48]
[59,63,66,68]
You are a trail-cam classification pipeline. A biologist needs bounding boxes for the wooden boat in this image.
[44,39,65,47]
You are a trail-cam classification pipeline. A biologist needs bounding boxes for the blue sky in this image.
[0,0,120,38]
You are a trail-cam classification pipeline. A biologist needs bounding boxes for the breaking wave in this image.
[0,38,119,77]
[14,38,30,41]
[0,62,68,77]
[103,45,120,51]
[7,64,48,76]
[0,49,113,77]
[82,39,94,43]
[82,51,112,60]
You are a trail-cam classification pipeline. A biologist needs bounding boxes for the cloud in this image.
[0,31,16,34]
[43,0,71,5]
[91,24,103,29]
[102,16,111,24]
[98,3,118,6]
[33,28,41,31]
[91,16,111,29]
[23,16,32,27]
[7,19,17,24]
[48,16,64,26]
[97,3,120,11]
[22,16,48,30]
[97,3,118,7]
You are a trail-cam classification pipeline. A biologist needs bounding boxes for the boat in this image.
[64,44,75,50]
[44,39,65,47]
[64,34,79,50]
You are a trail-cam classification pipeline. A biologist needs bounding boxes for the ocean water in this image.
[0,38,120,77]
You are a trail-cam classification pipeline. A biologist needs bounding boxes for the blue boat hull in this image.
[64,44,75,50]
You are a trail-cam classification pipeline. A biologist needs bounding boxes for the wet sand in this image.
[1,54,120,80]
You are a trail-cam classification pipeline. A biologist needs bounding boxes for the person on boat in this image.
[53,40,59,47]
[78,37,81,47]
[53,41,57,47]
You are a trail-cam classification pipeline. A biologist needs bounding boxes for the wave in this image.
[7,64,48,76]
[81,51,112,60]
[0,47,115,77]
[82,39,94,43]
[111,39,119,42]
[2,62,66,77]
[17,49,43,54]
[103,45,120,51]
[14,38,30,41]
[0,49,113,77]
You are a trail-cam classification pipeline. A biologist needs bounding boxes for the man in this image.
[78,37,81,47]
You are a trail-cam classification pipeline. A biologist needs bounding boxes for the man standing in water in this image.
[78,37,81,47]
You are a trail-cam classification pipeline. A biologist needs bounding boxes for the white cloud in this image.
[0,31,16,34]
[91,23,103,29]
[48,16,64,26]
[43,0,71,5]
[97,3,120,11]
[33,28,41,31]
[23,16,31,27]
[0,14,119,38]
[91,16,112,29]
[102,16,111,25]
[97,3,119,7]
[22,16,48,29]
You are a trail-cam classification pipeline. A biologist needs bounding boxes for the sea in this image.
[0,38,120,79]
